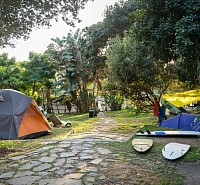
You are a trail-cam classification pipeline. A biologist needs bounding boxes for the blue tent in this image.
[158,113,199,131]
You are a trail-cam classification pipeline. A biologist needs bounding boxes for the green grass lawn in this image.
[0,109,200,184]
[58,112,100,133]
[1,109,200,163]
[103,109,200,162]
[35,112,100,139]
[103,109,158,134]
[0,140,42,159]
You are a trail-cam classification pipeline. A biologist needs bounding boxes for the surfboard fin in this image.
[146,129,151,134]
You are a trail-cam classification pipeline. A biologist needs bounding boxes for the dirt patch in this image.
[0,148,21,157]
[177,162,200,185]
[96,161,160,185]
[152,136,200,146]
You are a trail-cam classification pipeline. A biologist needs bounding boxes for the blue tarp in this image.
[158,113,199,131]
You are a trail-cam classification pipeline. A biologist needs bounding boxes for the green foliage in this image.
[106,34,176,111]
[103,0,199,109]
[83,0,135,49]
[130,0,200,86]
[47,29,91,112]
[102,82,124,111]
[21,52,56,96]
[47,27,106,112]
[175,57,199,88]
[58,113,99,133]
[0,52,56,109]
[0,53,23,90]
[168,0,200,85]
[0,0,92,47]
[1,0,199,114]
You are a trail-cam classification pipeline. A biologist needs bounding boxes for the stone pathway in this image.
[68,112,132,142]
[0,112,133,185]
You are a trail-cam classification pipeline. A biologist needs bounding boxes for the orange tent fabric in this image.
[18,100,51,138]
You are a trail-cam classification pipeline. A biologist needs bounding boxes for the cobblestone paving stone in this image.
[0,112,133,185]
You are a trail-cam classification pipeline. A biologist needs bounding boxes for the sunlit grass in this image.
[0,140,40,148]
[42,112,101,139]
[0,140,42,159]
[37,127,72,139]
[57,112,100,133]
[103,109,158,134]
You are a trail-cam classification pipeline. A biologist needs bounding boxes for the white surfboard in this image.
[162,142,190,160]
[136,130,200,137]
[132,138,153,152]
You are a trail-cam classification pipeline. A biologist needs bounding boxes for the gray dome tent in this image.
[0,89,52,139]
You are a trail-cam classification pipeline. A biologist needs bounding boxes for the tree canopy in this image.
[0,0,91,48]
[130,0,200,86]
[83,0,134,49]
[1,0,199,113]
[0,53,21,89]
[21,52,56,95]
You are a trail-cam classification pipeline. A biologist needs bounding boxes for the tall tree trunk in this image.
[46,88,52,113]
[82,79,89,111]
[76,42,89,112]
[32,82,36,96]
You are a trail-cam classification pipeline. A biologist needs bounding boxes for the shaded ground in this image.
[96,161,159,185]
[177,162,200,185]
[153,136,200,146]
